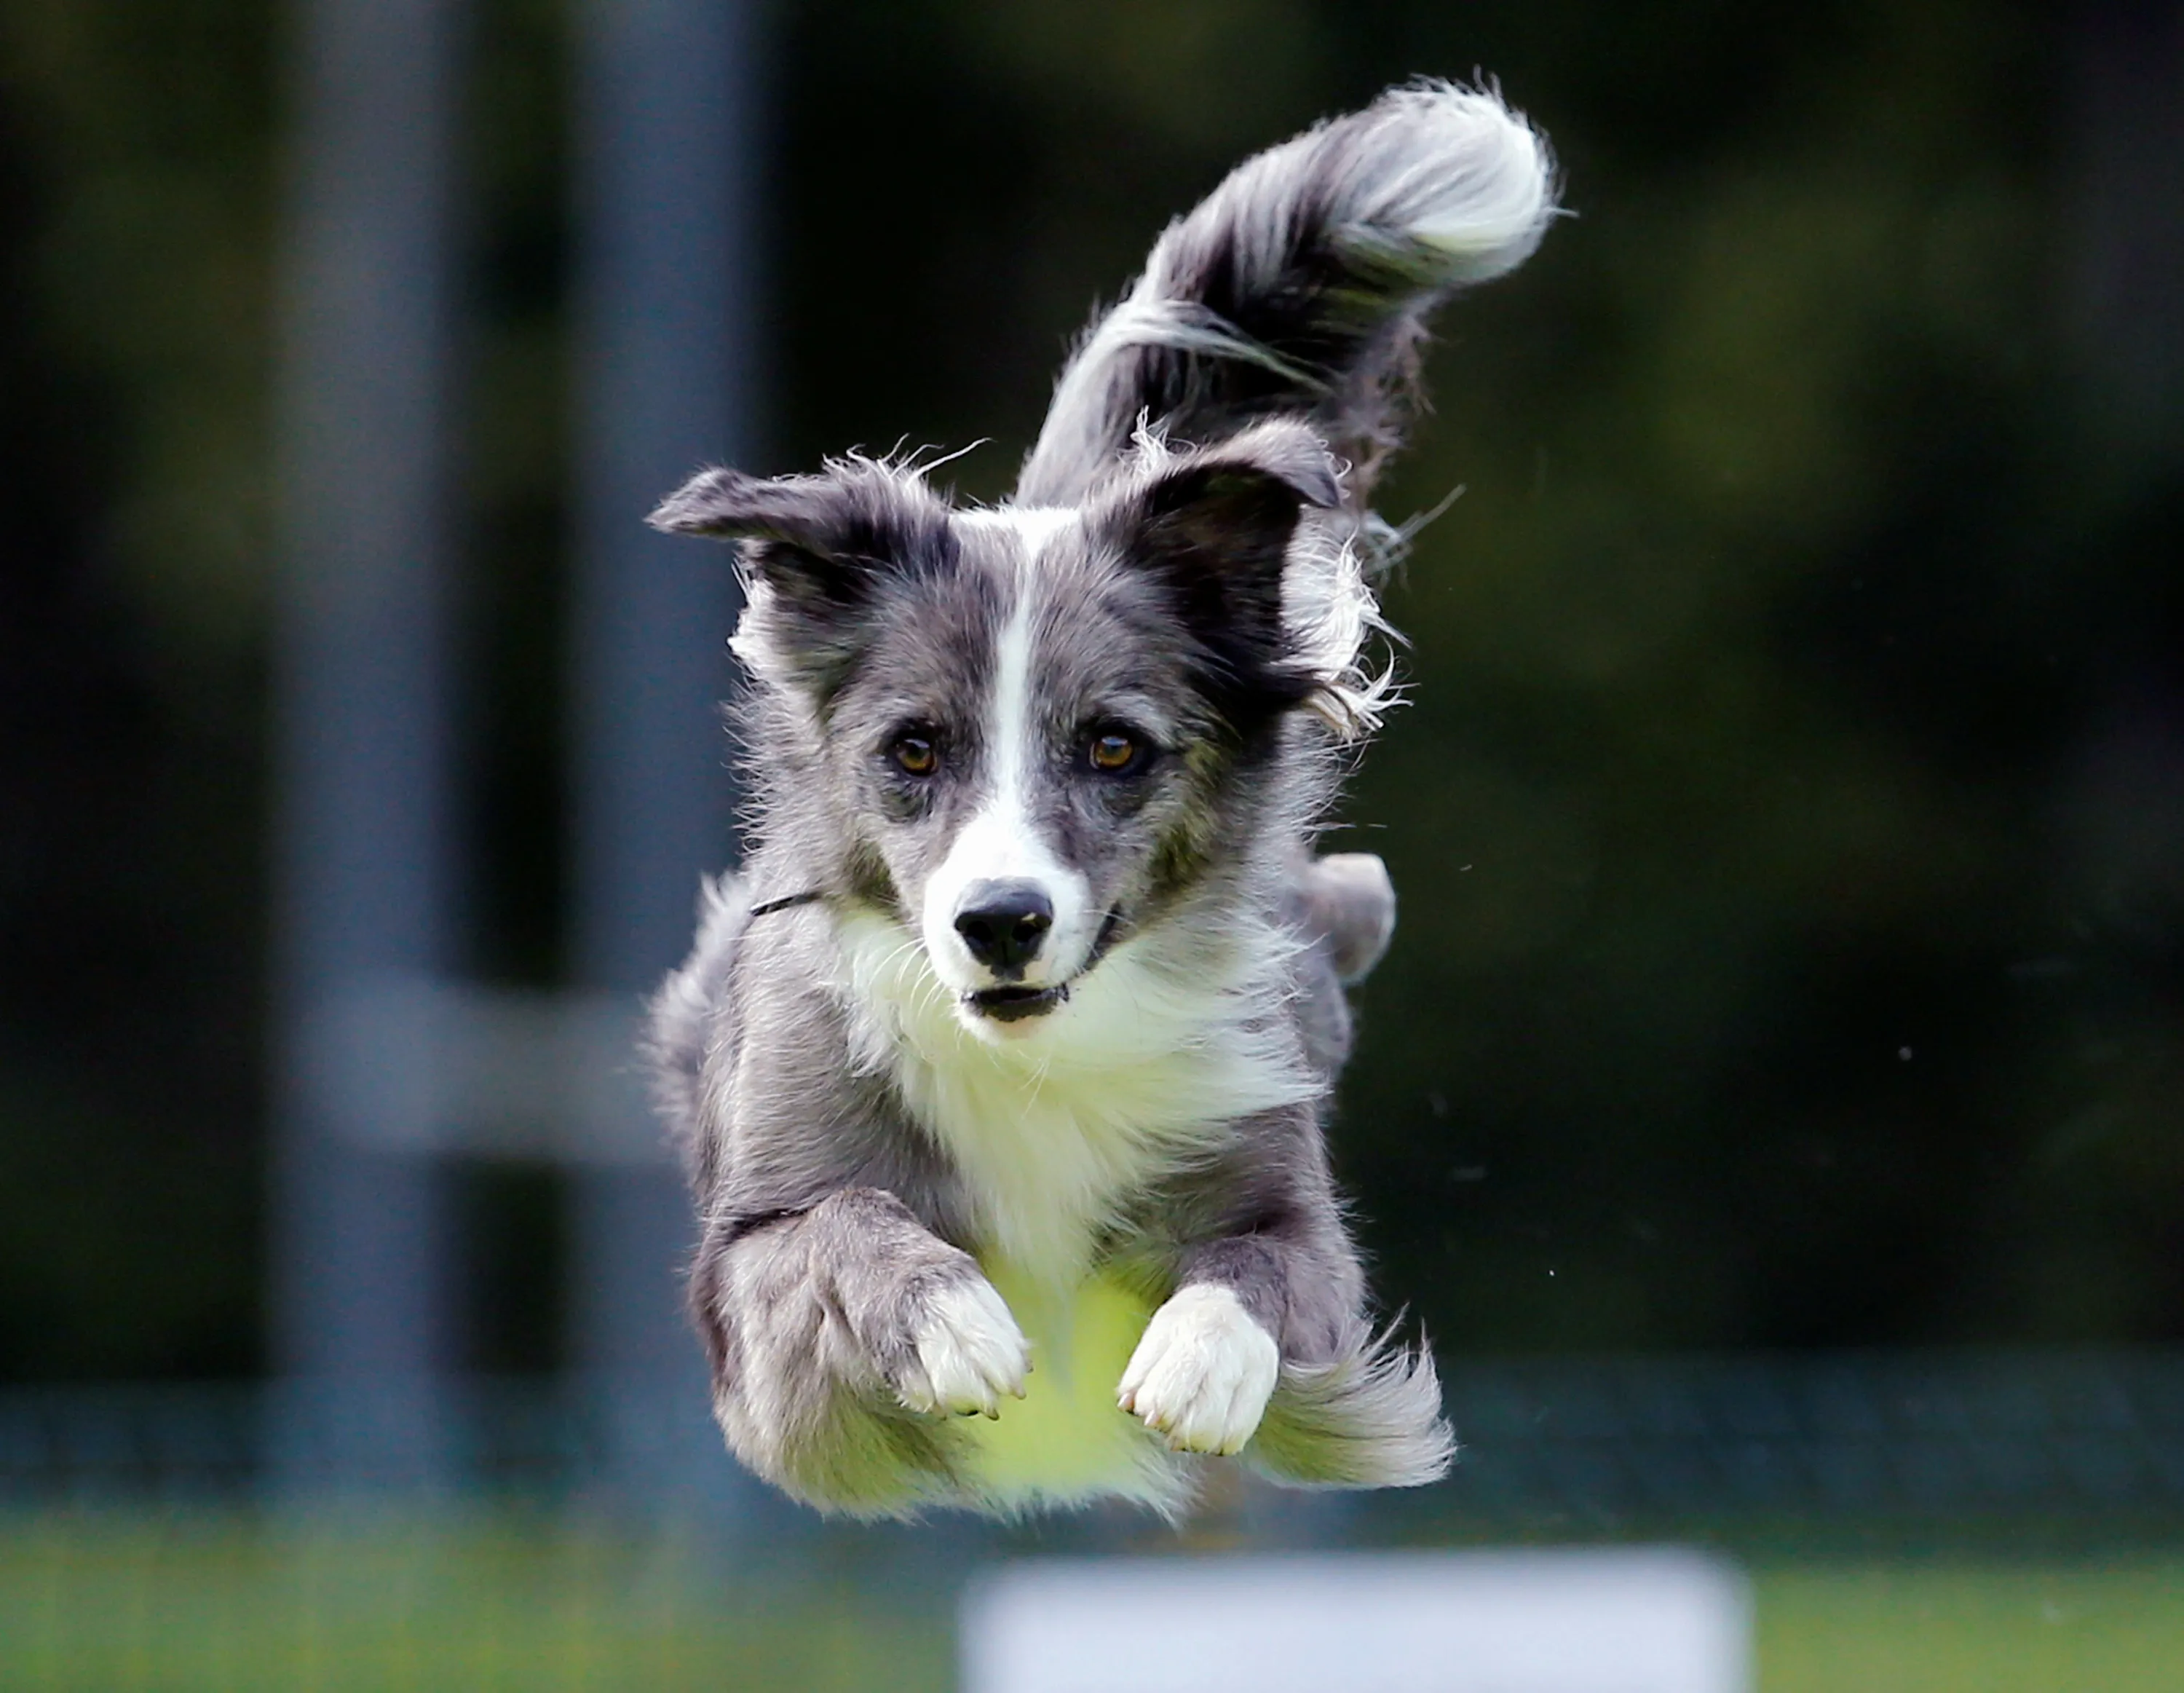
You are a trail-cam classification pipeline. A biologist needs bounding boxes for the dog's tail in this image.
[1015,80,1556,510]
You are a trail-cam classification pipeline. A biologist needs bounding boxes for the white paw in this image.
[895,1277,1031,1418]
[1117,1284,1279,1455]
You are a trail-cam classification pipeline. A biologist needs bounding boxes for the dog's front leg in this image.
[692,1185,1029,1510]
[1118,1227,1344,1457]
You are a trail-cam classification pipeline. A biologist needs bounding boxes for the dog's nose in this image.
[954,882,1053,975]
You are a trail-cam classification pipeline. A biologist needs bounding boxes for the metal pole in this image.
[570,0,761,1493]
[2072,1,2184,470]
[269,0,462,1486]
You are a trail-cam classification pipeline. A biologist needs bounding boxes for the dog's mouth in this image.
[965,982,1070,1023]
[959,907,1124,1025]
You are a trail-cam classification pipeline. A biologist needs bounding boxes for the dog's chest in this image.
[900,1050,1207,1283]
[834,903,1313,1279]
[894,1057,1222,1510]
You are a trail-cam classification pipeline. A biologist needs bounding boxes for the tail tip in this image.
[1363,78,1561,285]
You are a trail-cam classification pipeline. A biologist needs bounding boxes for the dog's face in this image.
[653,423,1367,1039]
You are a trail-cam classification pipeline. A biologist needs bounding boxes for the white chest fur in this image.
[833,908,1313,1287]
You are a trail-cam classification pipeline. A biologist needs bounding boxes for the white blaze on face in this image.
[920,517,1096,1011]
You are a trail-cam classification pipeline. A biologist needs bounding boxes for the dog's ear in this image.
[651,462,954,696]
[1097,420,1344,720]
[650,463,950,612]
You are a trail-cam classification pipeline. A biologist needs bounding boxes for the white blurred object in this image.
[962,1548,1749,1693]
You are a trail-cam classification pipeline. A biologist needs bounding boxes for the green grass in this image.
[2,1510,2180,1691]
[1757,1558,2184,1693]
[0,1511,949,1692]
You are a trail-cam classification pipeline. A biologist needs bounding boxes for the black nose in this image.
[954,881,1053,975]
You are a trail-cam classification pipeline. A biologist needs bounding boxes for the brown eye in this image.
[892,734,938,776]
[1088,730,1140,773]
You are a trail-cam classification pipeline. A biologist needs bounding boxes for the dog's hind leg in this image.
[646,874,753,1186]
[1283,851,1396,1078]
[1297,851,1396,984]
[1249,1322,1455,1491]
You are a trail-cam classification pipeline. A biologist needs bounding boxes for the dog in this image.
[645,80,1556,1518]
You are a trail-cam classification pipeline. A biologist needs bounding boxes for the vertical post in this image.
[269,0,462,1485]
[569,0,761,1491]
[2072,2,2184,470]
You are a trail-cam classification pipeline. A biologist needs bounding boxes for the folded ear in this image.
[650,460,954,696]
[651,462,951,609]
[1096,420,1345,722]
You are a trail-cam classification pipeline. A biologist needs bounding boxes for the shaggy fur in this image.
[646,79,1556,1518]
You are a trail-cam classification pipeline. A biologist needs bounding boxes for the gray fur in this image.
[644,80,1555,1518]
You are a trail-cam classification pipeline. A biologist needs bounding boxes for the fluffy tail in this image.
[1015,80,1557,510]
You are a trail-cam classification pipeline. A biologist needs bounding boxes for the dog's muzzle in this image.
[960,906,1125,1025]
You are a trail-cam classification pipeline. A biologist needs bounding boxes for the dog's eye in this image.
[1087,730,1142,774]
[891,733,939,777]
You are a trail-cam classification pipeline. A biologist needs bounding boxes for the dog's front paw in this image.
[1117,1284,1278,1455]
[893,1276,1031,1418]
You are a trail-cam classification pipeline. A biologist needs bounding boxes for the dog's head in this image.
[652,421,1386,1041]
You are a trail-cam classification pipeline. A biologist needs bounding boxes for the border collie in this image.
[646,80,1556,1518]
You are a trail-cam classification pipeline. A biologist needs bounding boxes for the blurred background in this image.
[1,0,2181,1686]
